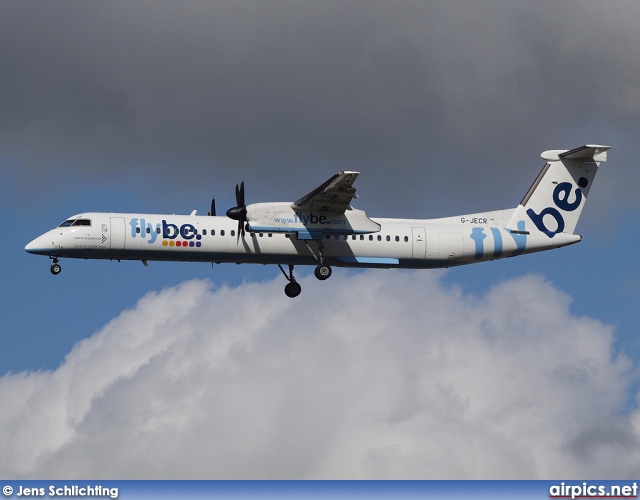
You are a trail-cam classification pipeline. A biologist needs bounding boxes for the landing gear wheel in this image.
[278,264,302,297]
[284,281,302,298]
[50,263,62,275]
[314,264,332,281]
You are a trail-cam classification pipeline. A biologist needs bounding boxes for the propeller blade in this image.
[209,197,216,217]
[227,181,247,241]
[237,181,245,207]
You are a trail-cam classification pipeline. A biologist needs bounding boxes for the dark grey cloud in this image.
[2,1,639,215]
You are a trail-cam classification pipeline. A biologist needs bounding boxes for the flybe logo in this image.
[470,220,527,260]
[526,178,588,238]
[273,212,346,226]
[129,218,202,247]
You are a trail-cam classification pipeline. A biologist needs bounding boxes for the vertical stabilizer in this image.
[507,145,610,237]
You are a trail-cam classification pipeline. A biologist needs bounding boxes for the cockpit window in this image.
[58,218,91,227]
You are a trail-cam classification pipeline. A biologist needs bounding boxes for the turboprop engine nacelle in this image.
[245,202,381,236]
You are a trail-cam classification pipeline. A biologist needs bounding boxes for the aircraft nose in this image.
[25,235,51,255]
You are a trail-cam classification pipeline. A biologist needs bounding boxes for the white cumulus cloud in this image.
[1,270,638,479]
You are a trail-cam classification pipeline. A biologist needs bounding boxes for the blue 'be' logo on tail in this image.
[526,177,588,238]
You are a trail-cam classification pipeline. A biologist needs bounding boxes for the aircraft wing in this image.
[291,171,360,213]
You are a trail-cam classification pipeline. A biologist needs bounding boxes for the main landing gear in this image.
[50,257,61,275]
[278,239,333,297]
[314,263,332,280]
[278,264,302,298]
[304,238,332,281]
[277,263,333,298]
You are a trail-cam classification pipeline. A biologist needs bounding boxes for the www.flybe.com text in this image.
[274,212,346,225]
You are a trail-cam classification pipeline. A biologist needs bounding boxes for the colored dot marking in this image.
[578,177,589,188]
[163,239,199,248]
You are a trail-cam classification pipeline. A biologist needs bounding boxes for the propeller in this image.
[226,181,247,238]
[207,197,216,216]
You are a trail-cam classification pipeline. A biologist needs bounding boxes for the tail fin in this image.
[507,145,610,237]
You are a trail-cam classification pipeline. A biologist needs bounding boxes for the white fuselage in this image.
[25,209,581,270]
[24,145,609,297]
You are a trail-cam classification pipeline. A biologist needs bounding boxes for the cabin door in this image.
[412,227,426,259]
[110,217,126,250]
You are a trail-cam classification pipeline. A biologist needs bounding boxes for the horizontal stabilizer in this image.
[541,145,610,162]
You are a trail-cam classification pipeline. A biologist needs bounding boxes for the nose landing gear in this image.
[50,257,61,275]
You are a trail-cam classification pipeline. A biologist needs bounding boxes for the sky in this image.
[1,0,640,479]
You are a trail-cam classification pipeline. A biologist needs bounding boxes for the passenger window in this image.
[404,236,409,242]
[231,230,235,237]
[136,227,141,234]
[386,235,390,242]
[377,235,382,241]
[203,230,207,235]
[221,230,225,236]
[146,227,151,234]
[156,228,161,234]
[395,236,399,242]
